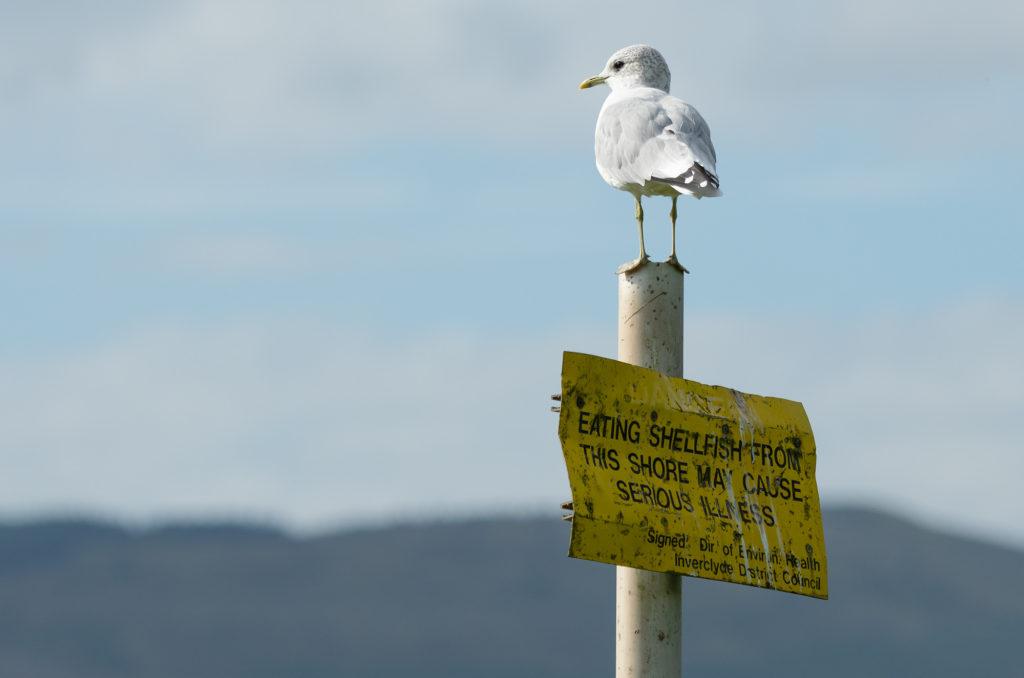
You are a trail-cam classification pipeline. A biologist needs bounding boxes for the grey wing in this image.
[593,91,720,196]
[648,97,720,196]
[668,99,717,171]
[595,91,720,196]
[595,96,677,189]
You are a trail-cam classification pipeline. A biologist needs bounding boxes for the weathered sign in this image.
[559,352,827,599]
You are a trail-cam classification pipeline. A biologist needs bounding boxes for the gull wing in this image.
[595,87,720,197]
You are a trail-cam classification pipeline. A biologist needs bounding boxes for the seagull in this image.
[580,44,721,274]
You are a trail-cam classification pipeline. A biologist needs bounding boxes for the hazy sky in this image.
[2,1,1022,546]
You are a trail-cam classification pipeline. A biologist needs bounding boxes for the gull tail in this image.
[652,163,722,198]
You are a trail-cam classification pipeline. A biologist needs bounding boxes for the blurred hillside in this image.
[0,507,1020,677]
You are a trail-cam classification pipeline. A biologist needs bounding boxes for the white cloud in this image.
[3,0,1020,154]
[0,0,1018,227]
[1,296,1021,547]
[0,319,603,531]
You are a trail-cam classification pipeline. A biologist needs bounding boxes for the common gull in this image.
[580,44,721,273]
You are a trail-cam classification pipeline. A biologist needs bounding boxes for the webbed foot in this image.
[665,254,689,274]
[616,254,651,275]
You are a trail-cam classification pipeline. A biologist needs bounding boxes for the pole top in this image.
[617,260,689,276]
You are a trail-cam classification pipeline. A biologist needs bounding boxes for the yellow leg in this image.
[669,196,677,259]
[617,196,651,274]
[635,196,648,261]
[666,195,687,273]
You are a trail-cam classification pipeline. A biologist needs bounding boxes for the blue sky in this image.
[2,1,1022,546]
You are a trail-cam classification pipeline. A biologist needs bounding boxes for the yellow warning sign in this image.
[558,352,828,599]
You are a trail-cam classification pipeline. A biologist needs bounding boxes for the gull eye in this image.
[612,60,624,71]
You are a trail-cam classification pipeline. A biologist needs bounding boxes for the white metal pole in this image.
[616,262,684,677]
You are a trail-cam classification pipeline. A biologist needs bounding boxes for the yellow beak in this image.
[579,75,608,90]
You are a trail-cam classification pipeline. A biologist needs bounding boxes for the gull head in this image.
[579,44,671,93]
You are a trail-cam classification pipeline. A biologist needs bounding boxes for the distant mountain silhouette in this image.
[0,508,1020,677]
